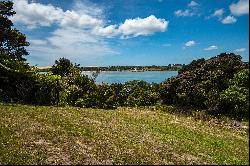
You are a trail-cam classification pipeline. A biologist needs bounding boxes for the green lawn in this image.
[0,103,248,165]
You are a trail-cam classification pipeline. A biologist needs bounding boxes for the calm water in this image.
[81,71,178,84]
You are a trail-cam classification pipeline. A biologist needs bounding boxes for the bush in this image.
[122,80,160,107]
[160,53,247,112]
[34,72,61,105]
[0,60,37,103]
[219,69,249,119]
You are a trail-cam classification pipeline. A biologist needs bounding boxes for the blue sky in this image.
[11,0,249,66]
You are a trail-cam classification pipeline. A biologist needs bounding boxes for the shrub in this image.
[122,80,160,107]
[160,53,247,111]
[34,72,61,105]
[219,69,249,119]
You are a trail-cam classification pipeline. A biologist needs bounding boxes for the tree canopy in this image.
[51,57,81,77]
[0,1,29,62]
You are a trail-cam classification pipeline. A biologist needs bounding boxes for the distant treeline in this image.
[36,64,184,72]
[81,64,184,71]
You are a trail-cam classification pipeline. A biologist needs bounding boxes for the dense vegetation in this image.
[160,53,249,119]
[0,1,249,121]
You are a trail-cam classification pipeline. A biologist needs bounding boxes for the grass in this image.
[0,103,248,165]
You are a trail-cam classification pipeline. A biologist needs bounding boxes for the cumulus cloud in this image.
[174,9,195,17]
[118,15,168,38]
[12,0,168,38]
[59,10,103,28]
[185,40,196,47]
[230,0,249,16]
[234,48,246,52]
[221,15,237,24]
[28,27,117,65]
[12,0,63,28]
[12,0,103,29]
[188,1,198,7]
[93,15,168,38]
[11,0,116,65]
[92,25,119,38]
[204,45,218,51]
[11,0,169,65]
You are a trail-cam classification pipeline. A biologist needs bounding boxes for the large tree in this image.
[51,57,81,77]
[0,1,33,103]
[0,1,29,63]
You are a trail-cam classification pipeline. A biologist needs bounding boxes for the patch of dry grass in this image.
[0,103,248,165]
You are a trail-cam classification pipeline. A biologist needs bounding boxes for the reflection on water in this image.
[81,71,178,84]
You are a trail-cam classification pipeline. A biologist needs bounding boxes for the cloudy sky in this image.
[11,0,249,66]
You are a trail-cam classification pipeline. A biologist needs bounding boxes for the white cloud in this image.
[221,15,237,24]
[93,15,168,38]
[175,1,200,17]
[118,15,168,38]
[188,1,198,7]
[12,0,116,65]
[29,39,48,46]
[12,0,103,29]
[174,9,195,17]
[28,27,117,65]
[59,10,103,28]
[230,0,249,16]
[11,1,168,65]
[185,40,196,47]
[12,0,168,38]
[93,25,119,38]
[213,9,224,17]
[12,0,63,28]
[204,45,218,51]
[234,48,246,52]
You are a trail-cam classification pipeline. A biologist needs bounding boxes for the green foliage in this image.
[51,57,81,77]
[34,72,61,105]
[219,69,249,119]
[0,1,32,103]
[179,58,205,74]
[0,1,29,61]
[122,80,160,107]
[0,71,37,103]
[160,53,247,117]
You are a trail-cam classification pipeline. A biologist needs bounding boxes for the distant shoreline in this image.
[38,70,178,73]
[81,70,178,72]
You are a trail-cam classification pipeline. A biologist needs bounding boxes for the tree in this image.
[0,1,34,103]
[51,57,81,77]
[0,1,29,62]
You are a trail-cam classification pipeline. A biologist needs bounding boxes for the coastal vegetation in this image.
[80,64,184,72]
[0,1,249,164]
[1,1,248,120]
[37,64,184,72]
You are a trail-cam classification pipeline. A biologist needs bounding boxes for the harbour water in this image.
[81,71,178,84]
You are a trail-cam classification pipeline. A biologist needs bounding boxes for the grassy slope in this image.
[0,103,248,165]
